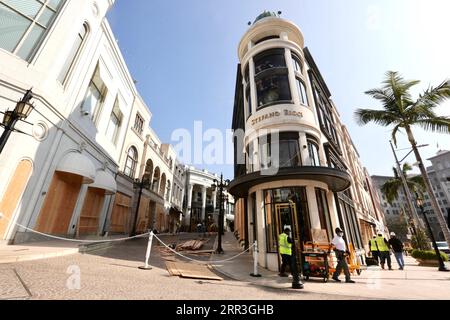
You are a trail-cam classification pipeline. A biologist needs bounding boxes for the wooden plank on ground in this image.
[170,262,222,281]
[166,261,182,276]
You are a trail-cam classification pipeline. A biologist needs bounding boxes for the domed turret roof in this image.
[254,11,281,24]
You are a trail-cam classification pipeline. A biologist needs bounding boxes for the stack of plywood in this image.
[165,261,222,281]
[176,240,206,251]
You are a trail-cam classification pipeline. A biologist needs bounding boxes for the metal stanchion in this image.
[250,241,261,277]
[139,231,154,270]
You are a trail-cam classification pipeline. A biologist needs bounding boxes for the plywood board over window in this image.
[135,197,150,234]
[78,187,106,236]
[0,160,33,239]
[36,172,83,234]
[110,192,131,233]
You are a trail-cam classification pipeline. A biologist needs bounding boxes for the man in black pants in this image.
[331,228,355,283]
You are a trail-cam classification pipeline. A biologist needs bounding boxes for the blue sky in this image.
[108,0,450,180]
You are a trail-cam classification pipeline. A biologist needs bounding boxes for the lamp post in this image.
[211,174,230,254]
[415,193,449,272]
[131,176,151,236]
[0,89,34,154]
[288,200,304,290]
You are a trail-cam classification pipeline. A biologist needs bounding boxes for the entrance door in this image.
[275,203,302,272]
[36,172,83,234]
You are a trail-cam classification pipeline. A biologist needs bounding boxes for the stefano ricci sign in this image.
[251,109,304,126]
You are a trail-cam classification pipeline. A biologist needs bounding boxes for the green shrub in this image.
[411,229,432,250]
[411,249,449,262]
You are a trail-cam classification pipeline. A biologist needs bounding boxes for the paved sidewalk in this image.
[210,232,450,300]
[0,234,134,264]
[0,241,80,264]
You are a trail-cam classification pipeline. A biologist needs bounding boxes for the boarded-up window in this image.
[78,187,106,236]
[36,172,83,234]
[110,192,131,233]
[0,160,32,239]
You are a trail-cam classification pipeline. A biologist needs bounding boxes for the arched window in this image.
[152,167,161,192]
[58,23,89,84]
[292,54,303,74]
[307,137,321,167]
[124,147,138,178]
[296,78,309,106]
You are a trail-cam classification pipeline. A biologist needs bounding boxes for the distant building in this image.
[371,150,450,241]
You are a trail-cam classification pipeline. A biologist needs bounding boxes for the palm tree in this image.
[381,163,425,205]
[381,163,425,234]
[355,71,450,248]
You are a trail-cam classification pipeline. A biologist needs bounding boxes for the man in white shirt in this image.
[331,227,355,283]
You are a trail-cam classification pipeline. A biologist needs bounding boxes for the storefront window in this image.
[264,187,311,253]
[256,74,291,108]
[254,49,292,109]
[259,132,301,170]
[315,188,333,241]
[254,48,286,74]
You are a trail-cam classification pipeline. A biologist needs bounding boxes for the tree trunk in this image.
[406,126,450,248]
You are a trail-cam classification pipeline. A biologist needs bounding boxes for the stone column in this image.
[201,186,207,222]
[212,190,217,210]
[299,133,309,166]
[306,186,321,231]
[285,47,301,106]
[185,184,194,227]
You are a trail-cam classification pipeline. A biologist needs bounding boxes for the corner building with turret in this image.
[229,12,387,272]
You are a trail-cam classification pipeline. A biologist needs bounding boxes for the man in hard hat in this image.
[331,227,355,283]
[388,232,405,270]
[376,232,392,270]
[369,235,380,265]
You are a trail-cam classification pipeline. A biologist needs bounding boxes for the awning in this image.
[56,152,96,184]
[228,166,352,198]
[91,170,117,195]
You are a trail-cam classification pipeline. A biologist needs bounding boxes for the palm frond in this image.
[391,124,403,147]
[354,109,400,127]
[381,178,403,205]
[408,175,425,191]
[415,117,450,134]
[415,80,450,109]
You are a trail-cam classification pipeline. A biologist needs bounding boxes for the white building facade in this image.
[0,0,185,242]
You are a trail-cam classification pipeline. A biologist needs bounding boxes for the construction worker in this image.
[278,227,293,277]
[376,232,392,270]
[331,227,355,283]
[369,235,380,264]
[388,232,405,270]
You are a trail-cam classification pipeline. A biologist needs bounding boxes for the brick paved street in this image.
[1,233,449,300]
[0,234,353,300]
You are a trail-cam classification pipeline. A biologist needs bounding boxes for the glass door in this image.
[275,202,302,272]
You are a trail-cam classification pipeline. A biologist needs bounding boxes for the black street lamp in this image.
[211,174,230,254]
[288,200,304,290]
[0,89,34,154]
[131,176,151,236]
[415,193,449,272]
